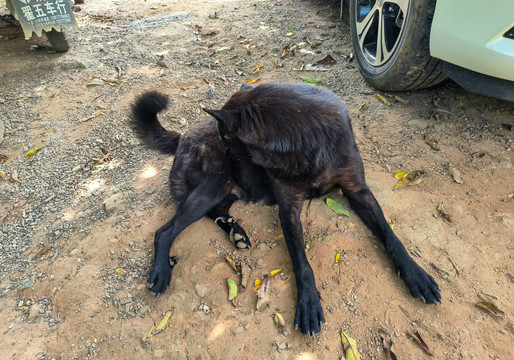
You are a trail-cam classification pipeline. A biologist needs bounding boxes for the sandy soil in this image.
[0,1,513,359]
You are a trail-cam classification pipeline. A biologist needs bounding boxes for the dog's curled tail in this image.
[131,91,180,154]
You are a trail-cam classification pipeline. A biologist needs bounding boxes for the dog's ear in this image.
[203,109,238,133]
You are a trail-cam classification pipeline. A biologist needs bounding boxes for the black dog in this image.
[130,83,441,336]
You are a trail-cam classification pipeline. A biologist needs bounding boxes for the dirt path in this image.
[0,1,513,359]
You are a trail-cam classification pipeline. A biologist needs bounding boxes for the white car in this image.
[349,0,514,101]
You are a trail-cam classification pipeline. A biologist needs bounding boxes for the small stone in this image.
[194,284,207,297]
[27,304,40,321]
[307,341,313,347]
[19,278,34,290]
[256,243,267,250]
[408,119,429,130]
[103,193,125,214]
[139,305,149,315]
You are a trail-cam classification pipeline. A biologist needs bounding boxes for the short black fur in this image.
[130,83,441,336]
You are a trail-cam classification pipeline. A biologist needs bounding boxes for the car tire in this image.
[45,29,70,52]
[349,0,446,91]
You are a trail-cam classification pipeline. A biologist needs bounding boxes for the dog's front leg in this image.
[274,184,325,336]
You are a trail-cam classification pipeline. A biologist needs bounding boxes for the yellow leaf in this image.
[227,278,238,300]
[394,169,420,179]
[341,331,361,360]
[253,278,262,291]
[273,313,285,327]
[335,253,341,262]
[25,146,44,158]
[393,170,425,190]
[246,78,261,84]
[270,269,282,277]
[146,325,156,338]
[394,95,409,105]
[155,311,172,332]
[374,93,391,106]
[250,65,263,75]
[225,255,241,275]
[508,193,514,199]
[115,268,125,275]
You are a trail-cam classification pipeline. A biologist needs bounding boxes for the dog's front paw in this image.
[399,261,441,305]
[294,288,325,336]
[147,256,179,295]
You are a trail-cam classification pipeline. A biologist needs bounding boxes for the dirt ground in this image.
[0,0,513,359]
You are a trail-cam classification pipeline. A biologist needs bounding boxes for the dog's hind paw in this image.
[215,216,251,250]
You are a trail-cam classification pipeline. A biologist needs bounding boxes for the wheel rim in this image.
[354,0,409,66]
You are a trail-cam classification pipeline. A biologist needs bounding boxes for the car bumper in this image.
[430,0,514,82]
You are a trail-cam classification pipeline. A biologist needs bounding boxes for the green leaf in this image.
[300,76,320,84]
[326,198,350,217]
[227,278,237,300]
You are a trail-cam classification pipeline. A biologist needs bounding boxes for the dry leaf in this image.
[225,255,241,275]
[378,329,398,360]
[394,170,425,190]
[227,278,238,301]
[408,331,432,356]
[341,330,361,360]
[241,265,251,288]
[314,54,336,65]
[476,301,505,317]
[437,202,453,223]
[34,243,53,260]
[246,78,261,84]
[448,167,463,184]
[374,93,391,106]
[256,274,271,311]
[394,95,409,105]
[424,134,440,151]
[11,169,19,182]
[250,65,262,75]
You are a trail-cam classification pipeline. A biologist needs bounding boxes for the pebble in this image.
[103,193,125,214]
[19,278,34,290]
[194,284,207,297]
[27,304,40,321]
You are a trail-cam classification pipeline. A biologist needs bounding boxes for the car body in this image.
[349,0,514,101]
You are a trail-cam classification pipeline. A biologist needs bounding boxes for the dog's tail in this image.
[130,91,180,154]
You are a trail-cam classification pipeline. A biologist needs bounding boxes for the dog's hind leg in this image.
[148,180,230,295]
[273,182,325,336]
[337,163,441,305]
[207,194,251,250]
